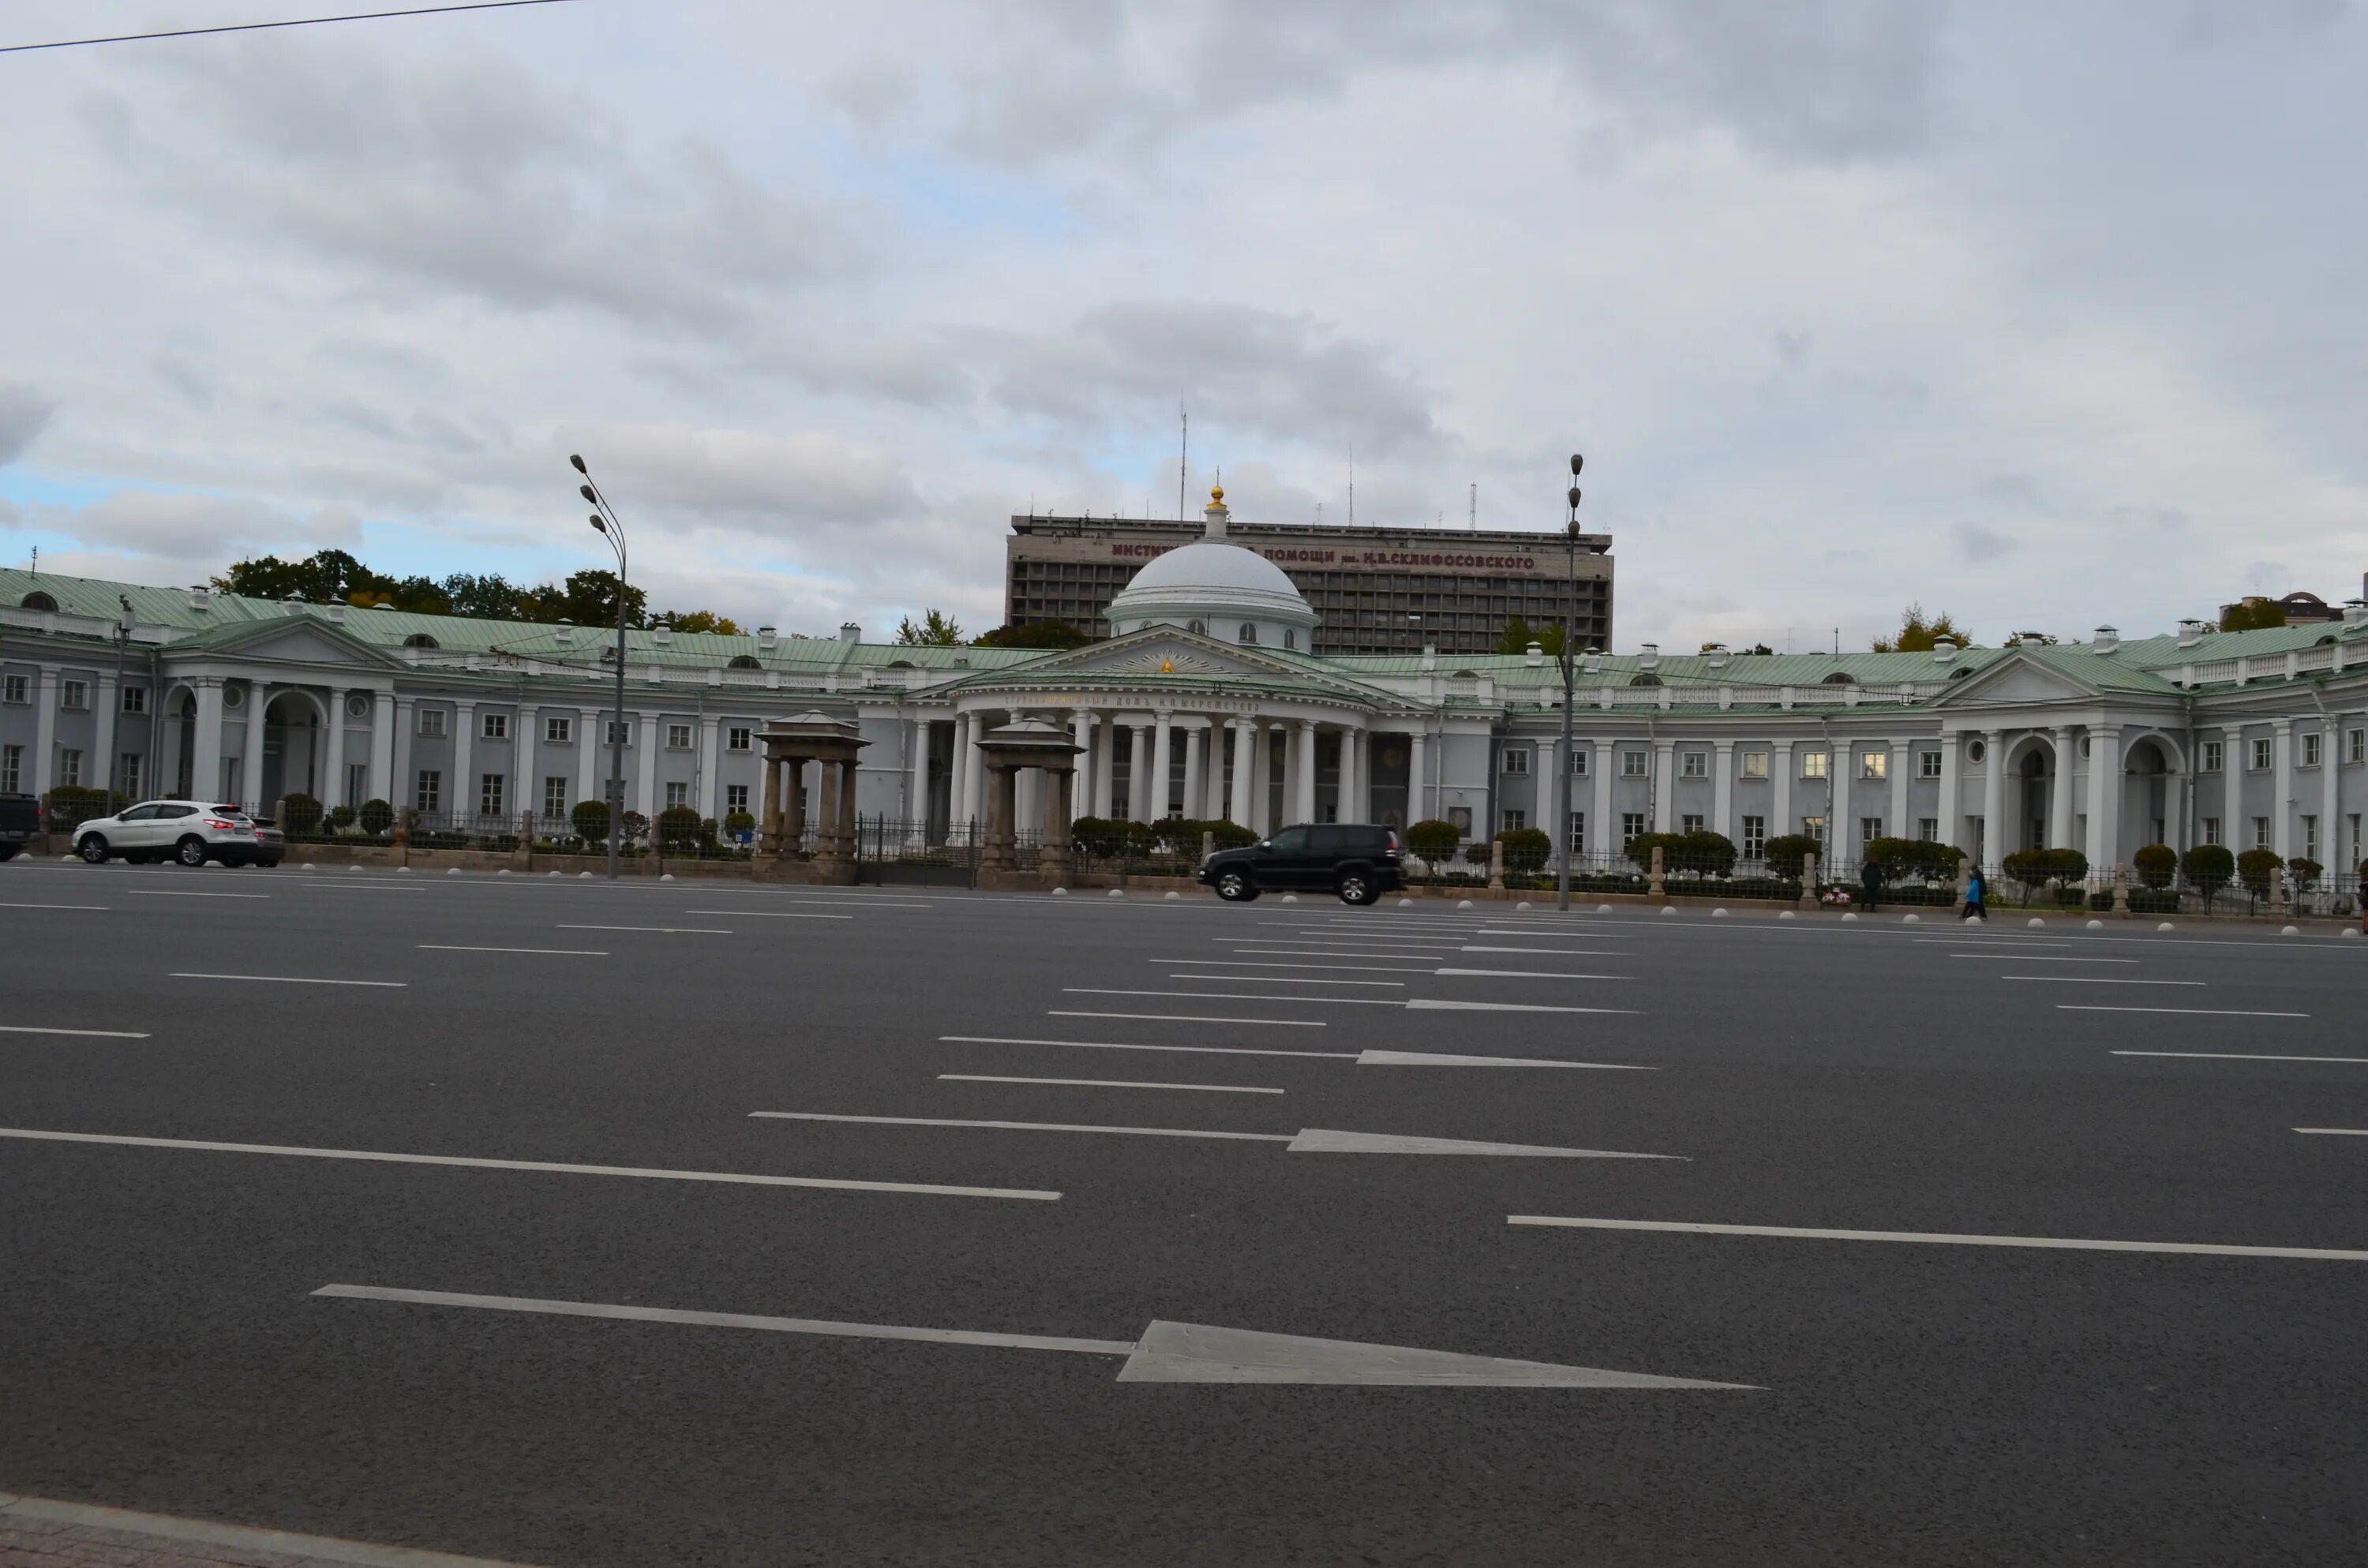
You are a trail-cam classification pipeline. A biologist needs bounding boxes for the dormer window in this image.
[1820,671,1856,685]
[403,633,439,649]
[20,592,58,612]
[1239,623,1257,645]
[728,655,760,669]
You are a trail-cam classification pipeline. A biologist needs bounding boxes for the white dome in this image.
[1103,538,1319,649]
[1118,541,1303,603]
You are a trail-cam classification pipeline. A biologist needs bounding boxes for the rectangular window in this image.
[2,674,26,704]
[1680,751,1707,780]
[2202,740,2224,773]
[1680,813,1704,833]
[1501,808,1527,832]
[1918,750,1943,779]
[1860,750,1887,780]
[415,770,442,813]
[481,712,508,741]
[58,748,82,787]
[1800,750,1829,779]
[122,754,144,800]
[2250,738,2272,771]
[1917,818,1939,841]
[122,685,148,714]
[1801,814,1826,844]
[418,708,448,739]
[2302,732,2321,767]
[1741,815,1767,858]
[1621,750,1647,777]
[0,743,18,791]
[726,784,750,815]
[2350,814,2362,867]
[1568,748,1588,777]
[479,773,505,817]
[1621,811,1646,848]
[545,716,573,744]
[727,726,752,753]
[2201,817,2221,846]
[665,780,690,810]
[2350,729,2366,765]
[1862,816,1883,848]
[543,777,569,818]
[344,762,365,808]
[667,723,693,750]
[1567,811,1585,855]
[1500,748,1529,775]
[2251,816,2270,849]
[607,720,631,746]
[2302,814,2317,859]
[60,679,88,711]
[1739,750,1767,780]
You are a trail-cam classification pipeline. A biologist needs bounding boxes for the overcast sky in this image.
[2,0,2362,649]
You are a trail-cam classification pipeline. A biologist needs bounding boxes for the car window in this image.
[160,805,198,819]
[1309,826,1347,854]
[120,805,157,821]
[1268,827,1310,854]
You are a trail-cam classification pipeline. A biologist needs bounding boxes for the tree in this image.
[650,609,742,635]
[896,609,965,646]
[2180,844,2234,899]
[973,621,1089,649]
[441,572,528,619]
[1872,603,1976,653]
[2132,843,2177,889]
[1405,819,1461,863]
[531,569,647,630]
[2235,848,2284,896]
[1493,825,1552,873]
[1493,616,1567,657]
[571,799,610,844]
[2219,597,2287,632]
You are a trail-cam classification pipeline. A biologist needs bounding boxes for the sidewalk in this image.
[0,1495,540,1568]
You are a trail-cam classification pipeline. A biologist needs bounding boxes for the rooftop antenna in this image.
[1178,405,1188,521]
[1833,627,1841,657]
[1468,481,1476,532]
[1316,501,1324,525]
[1348,444,1356,528]
[28,545,36,576]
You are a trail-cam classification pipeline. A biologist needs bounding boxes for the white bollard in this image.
[1107,889,1125,897]
[1051,887,1067,896]
[1516,901,1532,911]
[1661,906,1678,916]
[1902,912,1920,922]
[1595,904,1613,914]
[447,868,461,877]
[2281,924,2300,936]
[2341,927,2359,939]
[1710,907,1729,918]
[347,864,362,872]
[1165,890,1182,900]
[579,871,593,879]
[398,866,412,874]
[302,863,317,873]
[497,869,511,877]
[2027,917,2045,928]
[1282,894,1299,904]
[2156,921,2174,931]
[1457,899,1475,909]
[661,873,675,881]
[1397,897,1414,907]
[1841,911,1858,922]
[548,870,561,878]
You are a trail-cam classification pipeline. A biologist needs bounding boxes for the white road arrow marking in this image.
[314,1285,1754,1389]
[751,1111,1677,1158]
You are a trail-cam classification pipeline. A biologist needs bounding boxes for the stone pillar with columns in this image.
[191,679,225,806]
[1228,718,1254,825]
[1182,724,1204,819]
[1148,713,1173,823]
[1651,739,1676,833]
[1980,729,2006,871]
[1937,732,1961,855]
[1092,715,1116,819]
[1127,724,1150,822]
[2086,724,2122,870]
[908,715,934,844]
[2271,717,2295,859]
[1339,725,1362,824]
[1888,739,1910,840]
[1204,721,1227,821]
[1407,728,1428,825]
[1295,720,1318,825]
[2049,725,2077,851]
[1712,739,1735,843]
[1772,739,1794,845]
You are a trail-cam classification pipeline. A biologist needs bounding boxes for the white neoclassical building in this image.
[5,486,2366,875]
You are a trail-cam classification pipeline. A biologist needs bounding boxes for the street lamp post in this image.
[1556,454,1583,913]
[571,455,630,881]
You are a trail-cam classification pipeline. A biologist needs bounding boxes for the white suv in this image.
[75,801,283,868]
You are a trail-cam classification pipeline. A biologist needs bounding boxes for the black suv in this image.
[0,793,39,862]
[1198,823,1403,905]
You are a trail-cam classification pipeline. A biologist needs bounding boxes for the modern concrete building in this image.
[1004,503,1614,656]
[7,492,2367,876]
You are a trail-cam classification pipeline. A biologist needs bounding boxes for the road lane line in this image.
[170,972,405,987]
[556,924,732,934]
[755,1113,1673,1159]
[1433,968,1629,979]
[0,1491,544,1568]
[0,1025,152,1038]
[753,1111,1292,1142]
[1952,954,2137,963]
[1152,958,1407,972]
[2059,1005,2308,1017]
[1459,945,1628,956]
[1507,1214,2368,1261]
[2295,1128,2368,1137]
[1167,974,1404,986]
[418,945,609,956]
[0,901,110,911]
[315,1285,1132,1354]
[129,889,269,899]
[2112,1050,2368,1064]
[943,1035,1352,1058]
[1051,1010,1326,1027]
[939,1074,1284,1095]
[2003,975,2204,986]
[1230,948,1456,959]
[1066,988,1398,1005]
[683,909,853,919]
[1407,998,1639,1014]
[0,1127,1059,1199]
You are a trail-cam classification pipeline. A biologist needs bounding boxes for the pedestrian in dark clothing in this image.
[1860,856,1883,912]
[1961,866,1986,922]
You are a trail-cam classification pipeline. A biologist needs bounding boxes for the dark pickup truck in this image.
[0,793,41,861]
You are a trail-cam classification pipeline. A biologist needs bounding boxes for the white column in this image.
[1651,739,1675,833]
[1980,729,2006,870]
[2272,718,2294,859]
[1772,739,1794,841]
[1937,733,1961,850]
[191,679,224,804]
[371,692,396,805]
[1712,739,1735,841]
[578,708,601,808]
[1295,720,1319,824]
[451,701,476,824]
[1148,714,1174,821]
[1182,724,1205,818]
[637,711,659,816]
[1205,720,1227,820]
[1592,739,1614,856]
[95,673,119,799]
[391,696,414,810]
[517,705,539,821]
[1092,714,1115,819]
[1888,738,1909,838]
[320,691,346,808]
[1071,712,1093,822]
[1407,728,1427,825]
[2165,767,2186,853]
[1227,719,1253,825]
[966,713,990,828]
[698,714,721,822]
[2048,725,2076,850]
[2321,718,2341,868]
[2087,724,2121,867]
[1338,725,1362,824]
[908,716,932,833]
[1829,743,1850,855]
[1128,724,1152,822]
[30,668,58,797]
[1251,724,1274,833]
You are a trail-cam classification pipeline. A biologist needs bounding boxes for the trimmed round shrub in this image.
[2131,843,2176,889]
[2181,844,2234,894]
[1494,826,1552,873]
[328,803,358,831]
[654,806,703,850]
[1763,833,1822,878]
[1673,829,1737,878]
[278,793,322,834]
[357,798,394,834]
[723,810,756,838]
[1405,819,1461,862]
[2235,847,2284,896]
[571,799,611,843]
[2288,856,2323,889]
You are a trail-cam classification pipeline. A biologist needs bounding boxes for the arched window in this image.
[1238,623,1257,645]
[727,654,760,669]
[403,633,440,649]
[1187,619,1206,635]
[1628,673,1662,687]
[1820,671,1856,685]
[886,659,914,669]
[1283,629,1296,649]
[1949,666,1972,680]
[20,591,58,612]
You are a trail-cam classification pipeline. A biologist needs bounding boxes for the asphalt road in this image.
[3,859,2363,1566]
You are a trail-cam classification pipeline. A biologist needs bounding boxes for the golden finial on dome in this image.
[1210,482,1224,504]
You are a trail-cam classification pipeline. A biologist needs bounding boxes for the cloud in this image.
[23,489,356,565]
[1951,521,2017,563]
[0,383,56,465]
[566,424,927,530]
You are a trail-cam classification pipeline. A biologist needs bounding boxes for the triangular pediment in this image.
[200,617,407,669]
[1929,651,2096,707]
[953,627,1411,706]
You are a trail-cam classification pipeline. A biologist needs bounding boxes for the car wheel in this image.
[1214,869,1258,902]
[1336,871,1377,906]
[77,834,111,865]
[174,836,211,868]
